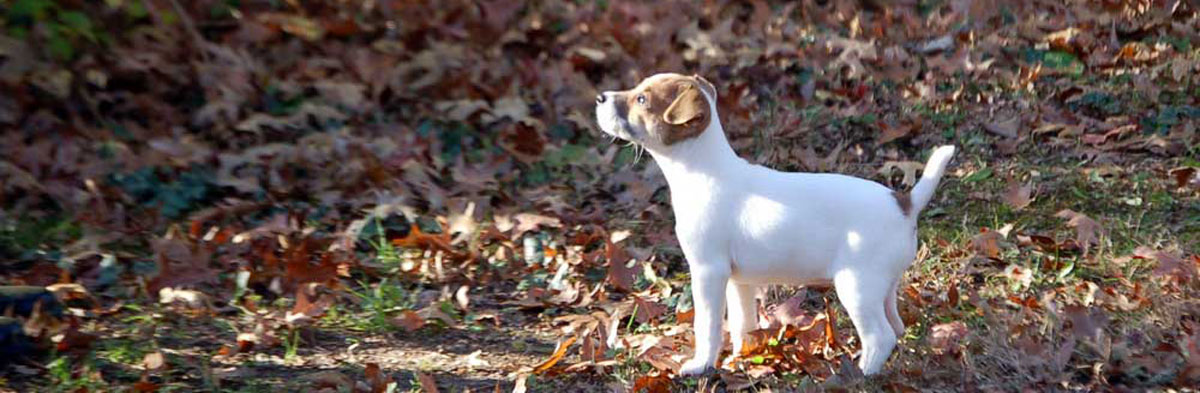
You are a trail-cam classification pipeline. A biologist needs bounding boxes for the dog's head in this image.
[595,73,718,151]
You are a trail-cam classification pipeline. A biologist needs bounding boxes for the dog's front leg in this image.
[679,264,730,376]
[725,282,758,360]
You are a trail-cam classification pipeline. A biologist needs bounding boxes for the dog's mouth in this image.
[595,96,640,143]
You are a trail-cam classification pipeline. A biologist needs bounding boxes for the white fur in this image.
[596,73,956,376]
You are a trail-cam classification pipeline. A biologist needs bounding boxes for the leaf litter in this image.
[0,0,1197,391]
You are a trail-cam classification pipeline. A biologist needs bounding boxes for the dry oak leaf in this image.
[1002,180,1034,210]
[929,321,968,355]
[390,310,425,332]
[970,229,1003,259]
[632,372,672,393]
[416,371,439,393]
[1135,246,1197,283]
[605,240,638,292]
[1055,209,1102,254]
[984,116,1020,139]
[301,370,354,391]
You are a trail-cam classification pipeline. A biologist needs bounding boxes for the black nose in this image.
[596,94,606,104]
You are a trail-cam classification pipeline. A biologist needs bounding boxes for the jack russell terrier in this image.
[594,73,956,376]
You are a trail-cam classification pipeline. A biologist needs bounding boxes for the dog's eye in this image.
[636,94,646,105]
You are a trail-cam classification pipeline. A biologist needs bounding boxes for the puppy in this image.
[594,73,956,376]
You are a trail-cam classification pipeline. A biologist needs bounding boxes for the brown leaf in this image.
[1055,209,1102,254]
[632,296,667,325]
[143,351,166,371]
[511,213,562,238]
[632,373,672,393]
[390,310,426,332]
[148,237,218,294]
[970,229,1003,259]
[1169,167,1198,189]
[302,370,354,391]
[287,283,333,325]
[365,363,385,393]
[1001,180,1033,210]
[605,241,637,292]
[532,335,578,374]
[133,378,159,393]
[876,121,915,145]
[984,116,1020,138]
[1136,247,1197,283]
[929,321,968,355]
[392,224,465,259]
[53,321,98,353]
[416,305,458,327]
[1063,305,1107,341]
[416,371,439,393]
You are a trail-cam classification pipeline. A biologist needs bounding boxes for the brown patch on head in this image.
[622,74,713,146]
[892,190,912,216]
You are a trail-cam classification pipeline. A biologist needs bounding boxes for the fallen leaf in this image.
[143,351,166,371]
[1135,247,1196,283]
[970,229,1003,259]
[1002,264,1033,288]
[302,370,354,391]
[984,116,1020,138]
[632,372,671,393]
[1063,305,1107,341]
[632,296,667,325]
[533,335,578,374]
[362,363,385,393]
[1169,167,1197,189]
[605,240,638,292]
[391,310,426,332]
[416,371,439,393]
[1055,209,1102,254]
[929,321,968,355]
[1001,180,1033,210]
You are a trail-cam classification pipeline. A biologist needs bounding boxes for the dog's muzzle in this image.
[596,94,607,104]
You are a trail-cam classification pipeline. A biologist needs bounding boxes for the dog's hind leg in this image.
[834,268,897,375]
[885,279,904,339]
[725,282,759,359]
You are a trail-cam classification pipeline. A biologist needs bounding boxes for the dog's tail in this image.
[908,145,956,217]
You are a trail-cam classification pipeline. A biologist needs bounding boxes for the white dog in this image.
[594,73,955,376]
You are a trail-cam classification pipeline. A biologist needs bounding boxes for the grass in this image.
[338,278,416,333]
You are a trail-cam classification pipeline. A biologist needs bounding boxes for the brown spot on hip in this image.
[892,190,912,216]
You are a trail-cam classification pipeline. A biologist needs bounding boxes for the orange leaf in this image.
[533,335,578,374]
[416,371,439,393]
[823,297,839,350]
[390,310,426,332]
[632,372,672,393]
[365,363,385,393]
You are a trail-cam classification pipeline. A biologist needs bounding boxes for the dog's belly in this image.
[728,235,836,285]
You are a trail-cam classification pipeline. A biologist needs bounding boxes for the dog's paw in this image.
[678,358,714,376]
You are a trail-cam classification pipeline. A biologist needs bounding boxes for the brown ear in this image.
[692,74,717,100]
[662,84,707,126]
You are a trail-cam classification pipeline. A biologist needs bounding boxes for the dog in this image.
[594,73,956,376]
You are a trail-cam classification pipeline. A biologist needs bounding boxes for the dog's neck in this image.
[647,120,744,191]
